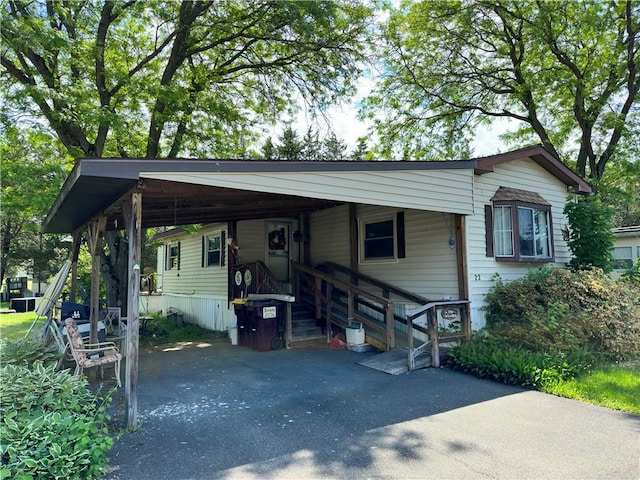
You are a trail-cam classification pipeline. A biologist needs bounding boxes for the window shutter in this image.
[177,242,181,270]
[165,244,169,270]
[201,236,205,268]
[396,211,405,258]
[485,205,494,257]
[220,231,226,266]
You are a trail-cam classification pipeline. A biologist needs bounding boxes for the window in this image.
[202,231,226,268]
[166,242,180,270]
[486,187,554,262]
[613,246,633,270]
[359,212,405,262]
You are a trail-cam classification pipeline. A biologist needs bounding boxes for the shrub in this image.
[448,338,597,389]
[621,259,640,289]
[564,196,615,273]
[484,267,640,360]
[0,338,61,368]
[0,363,113,480]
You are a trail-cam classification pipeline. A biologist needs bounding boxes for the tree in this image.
[350,137,369,160]
[0,125,70,289]
[301,127,322,161]
[596,158,640,227]
[364,0,639,180]
[276,125,303,160]
[564,197,615,273]
[322,131,348,159]
[261,137,276,160]
[2,0,373,311]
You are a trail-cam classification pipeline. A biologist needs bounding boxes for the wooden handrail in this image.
[231,260,287,296]
[321,262,430,304]
[293,263,396,350]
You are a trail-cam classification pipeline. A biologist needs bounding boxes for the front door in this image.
[266,221,291,283]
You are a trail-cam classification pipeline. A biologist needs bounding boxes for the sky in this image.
[269,76,511,159]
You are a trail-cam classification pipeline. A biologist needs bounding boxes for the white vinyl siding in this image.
[159,225,228,297]
[237,220,266,263]
[310,205,351,267]
[310,204,459,301]
[143,169,475,215]
[156,224,234,331]
[467,158,575,329]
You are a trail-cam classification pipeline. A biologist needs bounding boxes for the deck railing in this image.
[230,260,287,297]
[405,300,471,369]
[293,263,396,351]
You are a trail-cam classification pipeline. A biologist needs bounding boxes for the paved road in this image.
[104,340,639,480]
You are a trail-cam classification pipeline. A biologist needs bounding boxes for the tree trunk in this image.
[101,230,129,316]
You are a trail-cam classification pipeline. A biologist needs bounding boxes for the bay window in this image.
[486,187,554,262]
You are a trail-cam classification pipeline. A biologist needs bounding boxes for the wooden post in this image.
[461,303,472,341]
[430,307,440,368]
[326,283,332,343]
[347,290,354,322]
[315,276,322,321]
[455,214,471,332]
[407,313,415,371]
[123,193,142,429]
[386,302,394,350]
[69,232,82,304]
[285,302,292,349]
[86,217,106,345]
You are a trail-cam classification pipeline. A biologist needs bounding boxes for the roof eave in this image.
[474,145,592,194]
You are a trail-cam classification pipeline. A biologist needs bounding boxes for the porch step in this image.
[290,301,324,346]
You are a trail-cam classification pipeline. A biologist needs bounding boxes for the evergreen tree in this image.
[323,132,347,160]
[350,137,369,160]
[276,126,303,160]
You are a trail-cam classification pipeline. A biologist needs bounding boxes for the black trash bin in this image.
[233,300,251,348]
[247,300,281,352]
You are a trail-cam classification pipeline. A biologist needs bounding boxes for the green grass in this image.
[0,311,38,340]
[544,365,640,414]
[143,313,228,345]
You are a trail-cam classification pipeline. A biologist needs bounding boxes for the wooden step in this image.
[289,335,327,349]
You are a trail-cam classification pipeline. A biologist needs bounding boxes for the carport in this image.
[43,157,475,428]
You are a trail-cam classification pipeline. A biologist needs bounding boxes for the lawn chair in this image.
[103,307,127,357]
[64,318,122,387]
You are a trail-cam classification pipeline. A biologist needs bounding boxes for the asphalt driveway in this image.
[104,340,639,480]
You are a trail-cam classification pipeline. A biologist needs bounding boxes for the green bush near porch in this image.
[483,267,640,361]
[448,267,640,413]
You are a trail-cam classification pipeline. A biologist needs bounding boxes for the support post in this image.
[123,193,142,429]
[86,217,106,345]
[386,302,394,350]
[69,232,82,303]
[326,283,333,343]
[429,307,440,368]
[407,314,414,370]
[285,302,292,349]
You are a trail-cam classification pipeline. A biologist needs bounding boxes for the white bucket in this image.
[346,322,365,345]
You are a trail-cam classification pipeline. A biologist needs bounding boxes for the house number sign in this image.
[234,271,242,286]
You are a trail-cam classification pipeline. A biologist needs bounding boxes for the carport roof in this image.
[42,145,591,234]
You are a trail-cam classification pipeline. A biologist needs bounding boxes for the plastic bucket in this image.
[346,322,365,345]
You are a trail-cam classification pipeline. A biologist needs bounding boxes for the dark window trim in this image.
[202,232,226,268]
[486,200,555,263]
[166,241,181,270]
